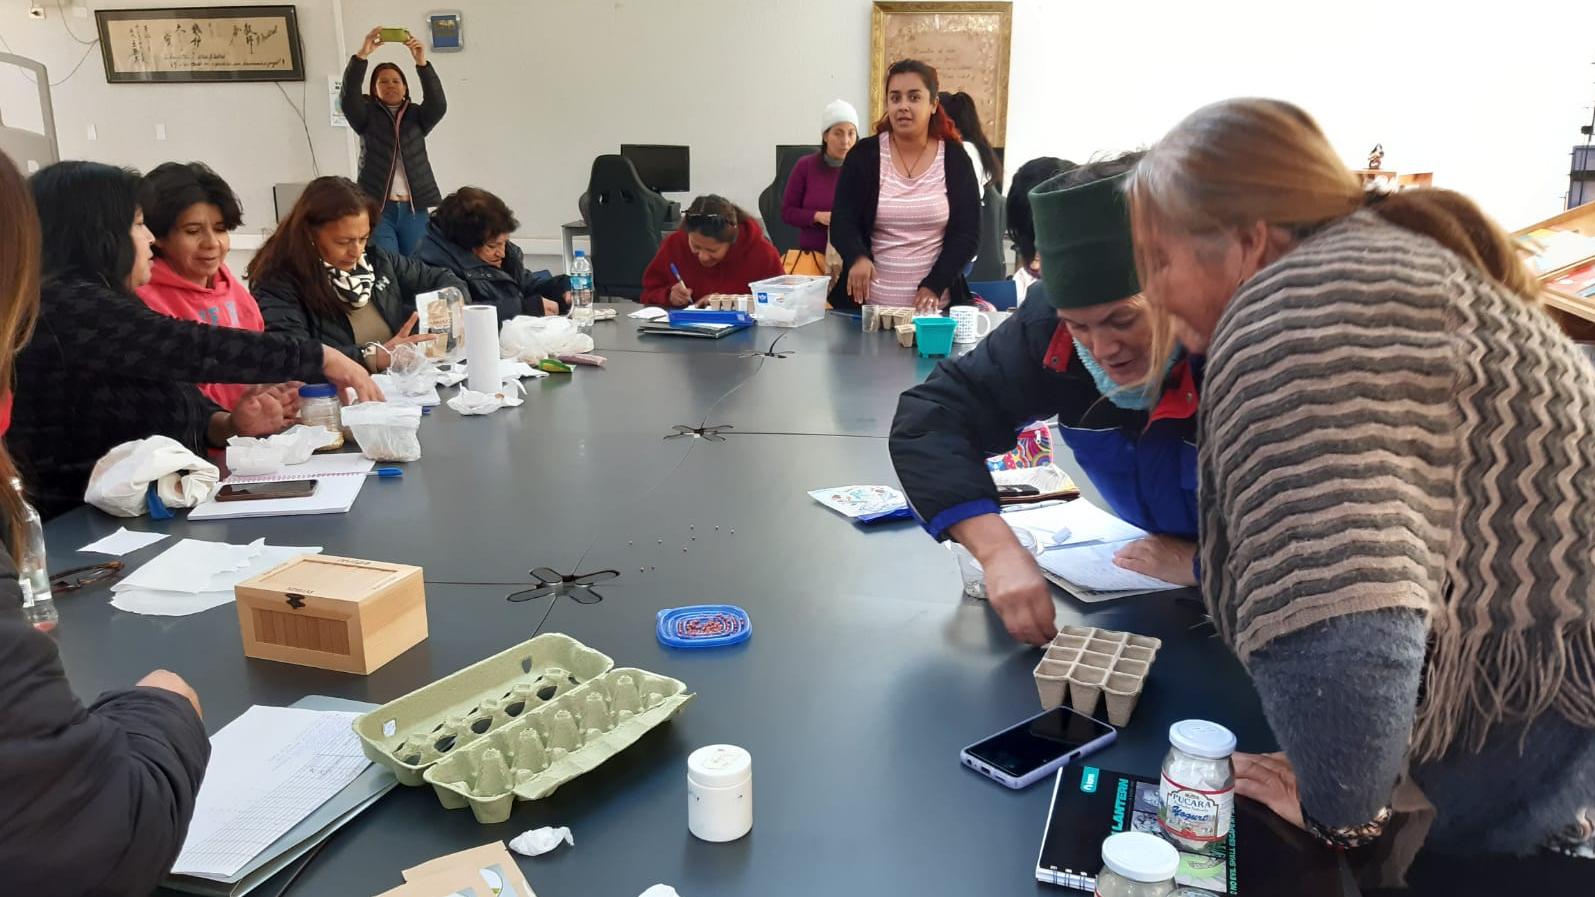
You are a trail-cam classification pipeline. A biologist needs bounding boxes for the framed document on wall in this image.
[95,6,305,83]
[870,1,1013,147]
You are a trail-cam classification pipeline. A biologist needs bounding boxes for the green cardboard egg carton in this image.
[423,667,695,823]
[353,634,616,786]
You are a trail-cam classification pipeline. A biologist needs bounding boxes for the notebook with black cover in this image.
[1036,766,1346,896]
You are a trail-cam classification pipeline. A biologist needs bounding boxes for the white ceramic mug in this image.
[950,306,993,343]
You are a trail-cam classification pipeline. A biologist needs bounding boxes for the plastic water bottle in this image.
[569,250,595,330]
[12,477,57,632]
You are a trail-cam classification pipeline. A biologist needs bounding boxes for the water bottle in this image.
[12,477,57,632]
[569,250,595,330]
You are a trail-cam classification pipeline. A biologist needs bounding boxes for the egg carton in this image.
[353,634,615,785]
[1033,625,1162,726]
[423,667,694,823]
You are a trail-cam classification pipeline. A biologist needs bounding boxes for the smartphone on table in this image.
[379,27,411,43]
[961,706,1117,789]
[215,480,317,502]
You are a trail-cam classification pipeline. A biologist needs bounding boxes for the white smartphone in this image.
[960,706,1117,789]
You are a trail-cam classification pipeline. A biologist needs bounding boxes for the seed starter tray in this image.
[423,667,694,823]
[1033,625,1161,727]
[353,634,615,785]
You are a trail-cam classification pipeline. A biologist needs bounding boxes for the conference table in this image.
[44,308,1330,897]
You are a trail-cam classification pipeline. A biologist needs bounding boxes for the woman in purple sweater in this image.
[780,100,859,269]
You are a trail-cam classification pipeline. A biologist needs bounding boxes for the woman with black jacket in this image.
[342,27,448,256]
[414,187,570,320]
[12,163,379,519]
[829,59,980,312]
[250,176,467,371]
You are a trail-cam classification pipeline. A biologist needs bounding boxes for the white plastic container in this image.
[1096,831,1178,896]
[748,274,827,328]
[687,744,752,842]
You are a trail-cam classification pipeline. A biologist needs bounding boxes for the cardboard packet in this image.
[402,842,536,897]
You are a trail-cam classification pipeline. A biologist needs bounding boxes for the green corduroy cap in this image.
[1029,170,1140,310]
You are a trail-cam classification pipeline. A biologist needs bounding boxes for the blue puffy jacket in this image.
[889,291,1198,541]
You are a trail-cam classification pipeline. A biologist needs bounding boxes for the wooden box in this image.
[235,555,427,675]
[1513,203,1595,333]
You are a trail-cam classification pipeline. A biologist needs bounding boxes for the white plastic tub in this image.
[748,274,827,328]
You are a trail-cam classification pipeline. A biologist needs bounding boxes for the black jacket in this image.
[253,246,467,364]
[890,293,1201,540]
[828,132,981,309]
[0,549,209,894]
[11,276,324,518]
[412,222,570,320]
[341,56,447,207]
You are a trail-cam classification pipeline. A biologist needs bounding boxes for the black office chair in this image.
[587,154,670,301]
[757,144,821,255]
[969,182,1008,282]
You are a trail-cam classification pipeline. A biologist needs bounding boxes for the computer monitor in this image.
[620,144,690,194]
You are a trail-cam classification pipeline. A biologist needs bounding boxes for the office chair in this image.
[757,144,820,254]
[587,154,670,301]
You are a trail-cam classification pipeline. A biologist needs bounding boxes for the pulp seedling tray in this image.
[1033,625,1161,727]
[423,667,694,823]
[353,633,614,786]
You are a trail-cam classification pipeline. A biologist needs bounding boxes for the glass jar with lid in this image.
[297,383,344,450]
[1158,719,1237,851]
[1096,831,1178,897]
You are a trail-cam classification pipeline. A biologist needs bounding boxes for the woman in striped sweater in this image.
[1128,98,1595,879]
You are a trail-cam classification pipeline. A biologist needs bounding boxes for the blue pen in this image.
[367,467,403,478]
[669,262,685,285]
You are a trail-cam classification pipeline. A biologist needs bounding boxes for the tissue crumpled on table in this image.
[446,380,526,415]
[500,315,595,361]
[225,425,339,476]
[508,826,573,857]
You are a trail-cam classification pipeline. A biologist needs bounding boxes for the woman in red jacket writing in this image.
[640,195,784,307]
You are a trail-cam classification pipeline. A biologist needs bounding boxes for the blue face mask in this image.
[1073,337,1179,411]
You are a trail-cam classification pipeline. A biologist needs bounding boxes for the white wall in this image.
[2,0,1590,264]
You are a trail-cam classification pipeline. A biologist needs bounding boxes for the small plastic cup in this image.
[948,527,1039,599]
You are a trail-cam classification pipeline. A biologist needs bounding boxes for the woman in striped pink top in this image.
[829,59,982,313]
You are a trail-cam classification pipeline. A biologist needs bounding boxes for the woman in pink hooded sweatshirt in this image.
[135,162,267,410]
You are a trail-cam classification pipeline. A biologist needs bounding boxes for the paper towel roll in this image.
[464,304,501,395]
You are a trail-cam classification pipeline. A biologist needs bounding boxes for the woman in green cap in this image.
[889,152,1200,646]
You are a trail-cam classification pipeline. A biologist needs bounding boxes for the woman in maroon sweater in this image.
[781,100,860,258]
[640,195,784,307]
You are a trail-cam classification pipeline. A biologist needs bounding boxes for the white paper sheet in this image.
[372,373,442,407]
[78,527,170,556]
[188,457,373,520]
[172,707,370,880]
[1037,540,1181,593]
[221,453,376,485]
[1003,498,1149,547]
[628,306,669,321]
[109,538,322,617]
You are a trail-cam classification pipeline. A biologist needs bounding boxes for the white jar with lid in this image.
[687,744,752,842]
[1096,831,1178,897]
[1158,719,1237,850]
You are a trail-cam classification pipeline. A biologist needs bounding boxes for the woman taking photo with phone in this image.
[829,59,980,313]
[342,26,448,256]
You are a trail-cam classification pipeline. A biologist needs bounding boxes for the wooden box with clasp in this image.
[234,555,427,675]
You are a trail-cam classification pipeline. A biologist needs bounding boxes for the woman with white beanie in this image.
[779,99,859,272]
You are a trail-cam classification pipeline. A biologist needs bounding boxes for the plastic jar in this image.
[687,744,751,842]
[1096,831,1178,897]
[1158,719,1237,850]
[948,526,1039,599]
[298,383,344,450]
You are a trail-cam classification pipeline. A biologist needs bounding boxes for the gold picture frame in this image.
[870,1,1013,146]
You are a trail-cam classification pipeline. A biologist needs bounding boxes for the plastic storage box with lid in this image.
[233,554,426,675]
[748,274,827,327]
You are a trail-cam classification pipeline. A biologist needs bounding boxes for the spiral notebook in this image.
[1035,766,1344,895]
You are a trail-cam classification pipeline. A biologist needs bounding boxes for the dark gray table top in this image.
[43,308,1309,896]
